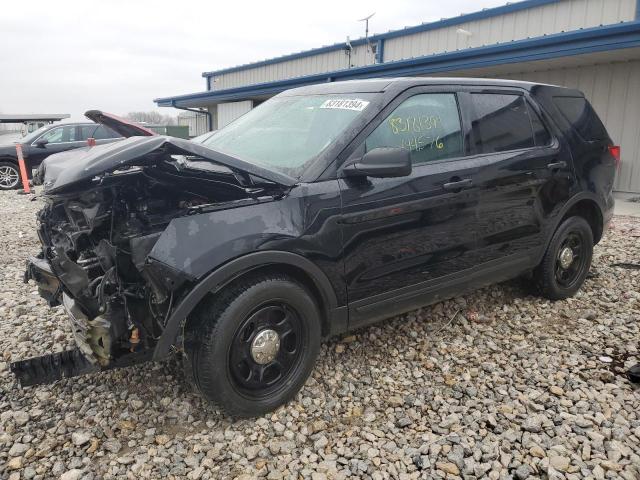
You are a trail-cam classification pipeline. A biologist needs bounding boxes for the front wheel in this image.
[534,216,593,300]
[0,162,21,190]
[186,274,321,417]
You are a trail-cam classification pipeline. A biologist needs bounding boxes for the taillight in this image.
[609,145,621,167]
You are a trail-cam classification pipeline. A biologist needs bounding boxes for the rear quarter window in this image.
[469,93,536,153]
[93,125,122,139]
[552,96,608,142]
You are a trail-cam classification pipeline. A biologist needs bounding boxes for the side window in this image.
[552,96,607,141]
[365,93,463,165]
[470,93,534,153]
[528,103,551,146]
[38,125,76,144]
[93,125,121,139]
[79,125,98,140]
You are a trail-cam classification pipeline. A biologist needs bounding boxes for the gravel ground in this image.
[1,189,639,480]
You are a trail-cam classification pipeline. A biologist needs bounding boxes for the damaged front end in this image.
[12,135,292,386]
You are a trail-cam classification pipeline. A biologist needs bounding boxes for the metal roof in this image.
[155,21,640,108]
[0,114,70,123]
[200,0,561,78]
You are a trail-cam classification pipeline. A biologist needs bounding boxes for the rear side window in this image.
[93,125,121,139]
[553,96,607,141]
[470,93,536,153]
[79,125,98,140]
[529,104,551,147]
[365,93,463,165]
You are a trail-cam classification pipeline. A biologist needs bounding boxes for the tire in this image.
[534,216,593,300]
[0,161,21,190]
[186,274,321,417]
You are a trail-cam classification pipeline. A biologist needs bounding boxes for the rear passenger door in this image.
[463,88,574,269]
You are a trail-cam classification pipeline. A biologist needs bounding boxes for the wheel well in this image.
[0,157,18,166]
[561,199,603,244]
[183,263,332,338]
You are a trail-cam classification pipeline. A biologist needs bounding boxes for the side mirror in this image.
[342,147,411,178]
[35,139,48,148]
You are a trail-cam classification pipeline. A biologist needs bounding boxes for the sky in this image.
[0,0,507,121]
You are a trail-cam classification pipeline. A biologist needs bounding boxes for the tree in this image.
[125,111,177,126]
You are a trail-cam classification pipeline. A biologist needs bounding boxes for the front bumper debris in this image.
[10,349,99,387]
[63,293,112,365]
[16,262,153,387]
[24,256,61,307]
[10,348,153,388]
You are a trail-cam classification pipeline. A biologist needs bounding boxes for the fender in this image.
[152,250,341,360]
[538,190,607,263]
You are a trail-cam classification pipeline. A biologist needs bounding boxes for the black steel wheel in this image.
[554,232,585,288]
[229,303,304,397]
[185,274,321,417]
[534,216,593,300]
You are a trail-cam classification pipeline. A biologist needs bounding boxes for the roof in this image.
[201,0,560,78]
[0,114,70,123]
[155,21,640,108]
[279,77,547,96]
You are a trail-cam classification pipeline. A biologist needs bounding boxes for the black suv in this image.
[0,121,122,190]
[14,78,617,416]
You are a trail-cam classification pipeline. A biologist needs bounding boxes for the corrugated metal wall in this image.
[210,0,636,90]
[217,101,253,129]
[384,0,636,61]
[177,112,209,137]
[212,44,374,90]
[499,60,640,193]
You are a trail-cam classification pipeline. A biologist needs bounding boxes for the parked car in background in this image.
[14,78,617,417]
[0,113,152,190]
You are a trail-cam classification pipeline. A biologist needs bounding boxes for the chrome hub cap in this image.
[250,329,280,365]
[0,165,19,188]
[559,247,574,269]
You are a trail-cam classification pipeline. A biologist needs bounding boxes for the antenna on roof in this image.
[344,36,354,68]
[358,12,376,62]
[345,36,353,51]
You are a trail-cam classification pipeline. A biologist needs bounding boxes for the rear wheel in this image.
[534,216,593,300]
[0,162,20,190]
[186,274,321,417]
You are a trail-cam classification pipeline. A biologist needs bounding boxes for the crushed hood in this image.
[84,110,158,137]
[39,136,297,194]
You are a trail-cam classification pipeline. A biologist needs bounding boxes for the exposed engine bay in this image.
[22,146,287,371]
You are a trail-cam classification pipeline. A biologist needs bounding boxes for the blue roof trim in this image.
[156,21,640,107]
[201,0,560,78]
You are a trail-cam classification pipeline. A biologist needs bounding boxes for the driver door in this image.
[28,125,86,168]
[338,88,481,329]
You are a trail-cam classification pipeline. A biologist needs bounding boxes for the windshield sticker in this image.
[319,99,370,111]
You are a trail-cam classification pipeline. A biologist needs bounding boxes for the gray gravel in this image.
[1,189,639,480]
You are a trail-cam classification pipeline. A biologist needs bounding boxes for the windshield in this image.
[202,94,375,177]
[191,131,217,144]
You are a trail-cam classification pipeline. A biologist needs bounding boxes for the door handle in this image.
[547,161,567,170]
[443,178,473,190]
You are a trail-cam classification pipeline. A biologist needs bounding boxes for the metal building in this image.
[155,0,640,193]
